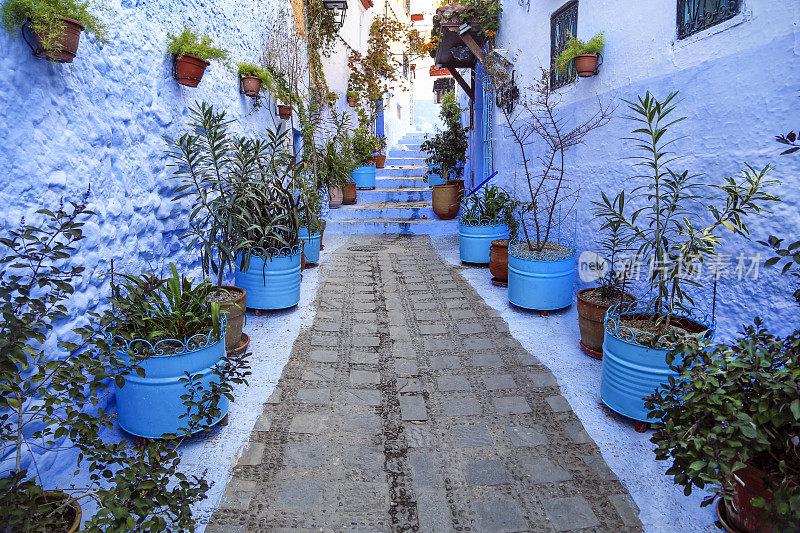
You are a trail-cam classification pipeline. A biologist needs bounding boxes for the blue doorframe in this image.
[376,96,385,139]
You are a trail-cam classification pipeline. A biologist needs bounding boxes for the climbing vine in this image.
[305,0,338,108]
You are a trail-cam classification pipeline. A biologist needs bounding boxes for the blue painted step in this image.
[325,201,435,220]
[358,187,431,203]
[375,176,428,188]
[325,218,458,235]
[377,166,427,177]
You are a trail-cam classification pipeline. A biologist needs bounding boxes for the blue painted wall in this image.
[0,0,289,484]
[467,0,800,339]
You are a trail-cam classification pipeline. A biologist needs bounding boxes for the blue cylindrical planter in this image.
[234,247,302,310]
[428,165,445,186]
[600,302,715,422]
[352,165,376,189]
[507,242,575,310]
[115,337,228,438]
[299,228,321,264]
[459,221,509,263]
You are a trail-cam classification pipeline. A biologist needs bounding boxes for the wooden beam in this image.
[447,68,474,101]
[459,31,486,66]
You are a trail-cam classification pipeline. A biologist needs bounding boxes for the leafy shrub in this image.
[460,185,518,236]
[646,321,800,529]
[352,127,379,167]
[1,0,106,52]
[421,92,468,181]
[237,61,268,81]
[167,26,228,61]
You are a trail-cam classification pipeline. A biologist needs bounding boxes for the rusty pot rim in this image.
[212,285,246,305]
[577,287,635,310]
[173,52,211,65]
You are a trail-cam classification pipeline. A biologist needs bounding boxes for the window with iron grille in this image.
[677,0,741,40]
[551,1,578,89]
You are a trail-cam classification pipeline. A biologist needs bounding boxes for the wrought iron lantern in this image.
[322,0,348,31]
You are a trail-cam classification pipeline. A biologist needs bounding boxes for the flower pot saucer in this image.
[715,497,745,533]
[490,277,508,287]
[579,340,603,360]
[228,333,250,355]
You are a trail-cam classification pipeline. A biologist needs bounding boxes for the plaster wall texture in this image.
[464,0,800,339]
[0,0,302,484]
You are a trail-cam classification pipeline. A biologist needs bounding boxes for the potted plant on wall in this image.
[375,135,387,169]
[556,31,604,78]
[352,126,378,190]
[237,61,268,97]
[459,185,517,264]
[2,0,106,62]
[576,219,635,359]
[167,26,228,88]
[421,92,468,219]
[594,91,778,424]
[0,196,249,531]
[496,69,611,311]
[346,90,358,107]
[264,65,299,119]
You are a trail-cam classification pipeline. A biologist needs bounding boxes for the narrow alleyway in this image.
[207,235,641,532]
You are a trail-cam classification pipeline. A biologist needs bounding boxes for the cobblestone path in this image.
[208,235,642,532]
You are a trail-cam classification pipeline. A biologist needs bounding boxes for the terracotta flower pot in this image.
[40,491,81,533]
[212,286,247,352]
[29,16,84,63]
[343,182,357,205]
[328,186,343,208]
[277,104,292,119]
[347,97,357,107]
[489,239,509,282]
[447,178,465,200]
[576,288,634,358]
[240,76,262,97]
[375,154,387,169]
[432,183,460,220]
[174,53,209,87]
[723,464,785,533]
[574,54,601,77]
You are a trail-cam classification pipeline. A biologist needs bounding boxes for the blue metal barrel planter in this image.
[600,301,715,422]
[352,165,376,189]
[234,245,302,310]
[115,324,228,439]
[299,228,321,264]
[428,164,446,186]
[507,240,576,310]
[459,219,509,263]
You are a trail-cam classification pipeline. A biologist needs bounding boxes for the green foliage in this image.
[593,91,778,330]
[317,112,357,189]
[460,185,518,238]
[167,26,228,62]
[458,0,501,38]
[0,195,251,531]
[352,127,379,167]
[263,64,301,105]
[586,217,630,300]
[556,31,604,74]
[166,102,302,284]
[421,92,468,181]
[107,263,221,346]
[646,320,800,530]
[236,61,268,82]
[1,0,106,52]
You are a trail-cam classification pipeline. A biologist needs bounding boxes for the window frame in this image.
[676,0,742,40]
[550,0,579,89]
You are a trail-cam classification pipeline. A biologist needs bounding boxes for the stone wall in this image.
[464,0,800,339]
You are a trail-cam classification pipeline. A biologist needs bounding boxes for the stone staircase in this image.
[325,132,459,235]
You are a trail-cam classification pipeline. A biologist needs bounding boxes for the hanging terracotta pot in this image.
[343,182,357,205]
[347,97,357,107]
[432,183,460,220]
[26,16,84,63]
[375,154,387,169]
[328,186,343,208]
[574,54,602,77]
[277,104,292,119]
[489,238,509,285]
[240,76,262,97]
[174,53,210,87]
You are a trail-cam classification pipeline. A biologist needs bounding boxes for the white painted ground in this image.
[430,234,717,533]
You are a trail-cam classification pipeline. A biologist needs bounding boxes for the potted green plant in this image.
[0,196,249,531]
[1,0,106,62]
[594,91,778,424]
[166,102,250,351]
[167,26,228,88]
[647,320,799,532]
[351,126,378,190]
[421,92,468,218]
[375,135,387,168]
[346,89,358,107]
[576,219,635,359]
[458,185,518,264]
[319,114,357,208]
[556,31,604,78]
[237,61,268,97]
[262,64,299,119]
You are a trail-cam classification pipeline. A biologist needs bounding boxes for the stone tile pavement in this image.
[207,235,642,532]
